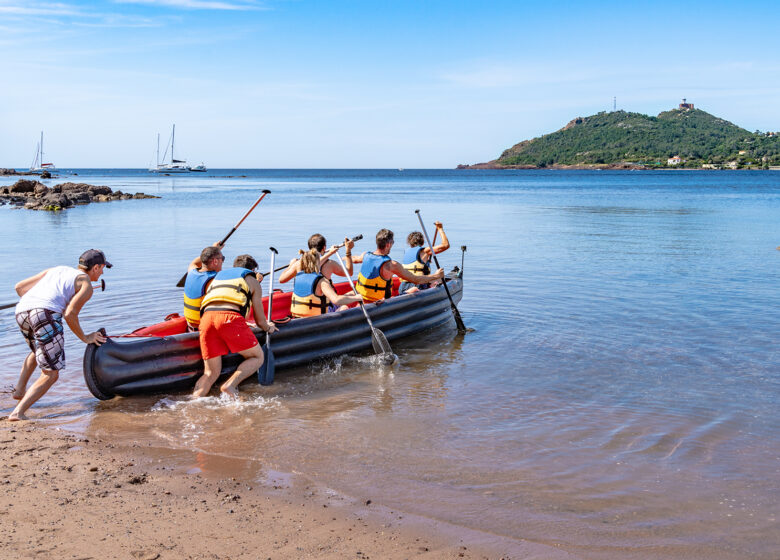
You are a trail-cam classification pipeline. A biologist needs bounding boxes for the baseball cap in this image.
[79,249,113,269]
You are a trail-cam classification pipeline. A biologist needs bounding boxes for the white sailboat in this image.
[149,124,192,173]
[30,131,56,173]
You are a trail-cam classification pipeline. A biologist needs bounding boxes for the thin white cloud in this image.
[115,0,265,10]
[0,2,82,16]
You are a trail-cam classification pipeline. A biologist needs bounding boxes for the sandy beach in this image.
[0,420,565,560]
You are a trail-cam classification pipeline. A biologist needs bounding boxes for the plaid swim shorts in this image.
[16,308,66,371]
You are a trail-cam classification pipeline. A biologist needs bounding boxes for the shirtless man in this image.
[9,250,110,421]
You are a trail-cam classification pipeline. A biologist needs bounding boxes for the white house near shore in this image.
[667,156,682,165]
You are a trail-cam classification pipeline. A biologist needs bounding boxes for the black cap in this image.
[79,249,112,269]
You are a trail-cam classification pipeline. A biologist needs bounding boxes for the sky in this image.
[1,0,779,168]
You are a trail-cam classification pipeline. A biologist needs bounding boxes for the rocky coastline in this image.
[0,179,159,211]
[0,168,37,176]
[457,161,648,170]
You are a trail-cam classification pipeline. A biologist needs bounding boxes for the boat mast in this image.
[156,133,160,167]
[40,131,43,167]
[171,124,175,163]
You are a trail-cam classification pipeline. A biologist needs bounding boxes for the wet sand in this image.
[0,421,567,560]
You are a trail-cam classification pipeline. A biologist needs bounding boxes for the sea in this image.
[1,169,778,558]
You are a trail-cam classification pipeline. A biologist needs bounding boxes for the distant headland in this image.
[459,100,780,170]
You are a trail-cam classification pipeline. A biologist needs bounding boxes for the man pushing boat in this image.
[8,250,110,421]
[193,254,277,399]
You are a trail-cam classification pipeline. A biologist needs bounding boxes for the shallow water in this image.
[2,169,779,558]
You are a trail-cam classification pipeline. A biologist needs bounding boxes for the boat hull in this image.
[83,274,463,399]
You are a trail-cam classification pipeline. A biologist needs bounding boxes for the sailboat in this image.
[149,124,192,173]
[30,131,56,174]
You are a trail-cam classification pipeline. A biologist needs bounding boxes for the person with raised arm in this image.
[193,254,277,398]
[279,233,355,311]
[399,220,450,295]
[279,234,355,283]
[9,250,111,421]
[353,229,444,303]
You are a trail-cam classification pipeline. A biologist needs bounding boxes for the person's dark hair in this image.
[308,233,327,253]
[233,254,258,271]
[376,228,394,250]
[200,246,222,264]
[407,231,424,247]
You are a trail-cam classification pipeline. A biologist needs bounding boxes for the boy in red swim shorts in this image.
[194,254,277,398]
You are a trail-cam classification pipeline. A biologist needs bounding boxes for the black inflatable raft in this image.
[83,271,464,399]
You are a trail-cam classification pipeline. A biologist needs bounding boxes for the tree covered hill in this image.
[468,107,780,169]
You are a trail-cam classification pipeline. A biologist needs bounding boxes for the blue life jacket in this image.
[357,252,392,302]
[291,272,328,318]
[183,269,218,329]
[402,247,430,276]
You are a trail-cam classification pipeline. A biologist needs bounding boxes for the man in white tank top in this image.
[8,249,111,421]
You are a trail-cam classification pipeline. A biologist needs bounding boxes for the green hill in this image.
[466,107,780,169]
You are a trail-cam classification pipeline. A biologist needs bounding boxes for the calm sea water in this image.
[2,169,779,558]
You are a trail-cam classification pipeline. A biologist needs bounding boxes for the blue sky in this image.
[1,0,779,168]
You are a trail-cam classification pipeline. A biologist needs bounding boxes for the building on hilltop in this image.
[679,98,695,109]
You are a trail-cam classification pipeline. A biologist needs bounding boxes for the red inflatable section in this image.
[126,278,401,338]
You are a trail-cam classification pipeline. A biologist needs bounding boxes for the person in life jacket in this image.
[182,243,226,331]
[399,220,450,295]
[290,248,363,318]
[279,233,356,291]
[193,254,277,399]
[9,249,110,421]
[352,229,444,303]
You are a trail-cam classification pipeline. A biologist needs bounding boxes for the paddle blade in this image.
[371,328,393,355]
[257,343,275,386]
[176,272,187,288]
[452,305,467,334]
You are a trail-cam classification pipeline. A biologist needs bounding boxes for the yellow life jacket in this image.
[356,252,392,303]
[200,267,254,317]
[402,247,430,277]
[183,269,218,330]
[290,272,328,318]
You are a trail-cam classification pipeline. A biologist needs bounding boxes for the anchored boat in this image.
[83,271,463,399]
[29,131,56,174]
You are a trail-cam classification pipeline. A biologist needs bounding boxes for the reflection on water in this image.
[2,170,779,558]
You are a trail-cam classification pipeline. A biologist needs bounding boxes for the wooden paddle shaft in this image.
[218,189,271,246]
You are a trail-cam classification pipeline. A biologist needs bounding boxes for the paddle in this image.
[176,189,271,287]
[257,247,277,386]
[1,279,105,311]
[333,251,394,361]
[257,235,363,277]
[415,210,467,334]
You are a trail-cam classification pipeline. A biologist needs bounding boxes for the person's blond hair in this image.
[299,248,321,274]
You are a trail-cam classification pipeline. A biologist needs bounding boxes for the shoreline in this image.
[0,421,567,559]
[455,162,776,170]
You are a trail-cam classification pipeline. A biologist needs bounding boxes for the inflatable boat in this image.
[83,270,464,399]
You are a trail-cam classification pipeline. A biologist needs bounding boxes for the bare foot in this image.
[220,385,239,399]
[8,412,28,422]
